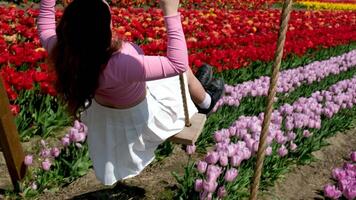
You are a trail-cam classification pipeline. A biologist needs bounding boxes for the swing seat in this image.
[168,113,206,145]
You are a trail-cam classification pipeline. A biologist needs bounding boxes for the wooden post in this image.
[0,76,26,191]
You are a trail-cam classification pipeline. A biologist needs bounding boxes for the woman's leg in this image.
[186,67,206,104]
[185,66,225,114]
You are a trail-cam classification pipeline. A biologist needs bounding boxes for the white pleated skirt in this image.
[81,73,198,185]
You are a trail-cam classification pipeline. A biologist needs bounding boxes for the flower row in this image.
[215,50,356,111]
[1,7,355,70]
[108,0,277,10]
[190,75,356,199]
[0,63,56,101]
[0,6,355,102]
[323,151,356,200]
[296,0,355,3]
[134,8,356,70]
[297,1,356,10]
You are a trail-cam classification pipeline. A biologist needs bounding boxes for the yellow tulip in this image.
[297,1,356,11]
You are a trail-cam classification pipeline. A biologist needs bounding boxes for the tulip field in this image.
[0,0,355,199]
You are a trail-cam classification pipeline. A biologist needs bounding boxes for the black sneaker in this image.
[195,63,213,89]
[197,78,225,115]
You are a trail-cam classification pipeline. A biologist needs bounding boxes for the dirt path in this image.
[37,145,192,200]
[261,128,356,200]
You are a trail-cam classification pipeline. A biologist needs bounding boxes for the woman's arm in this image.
[112,13,189,82]
[37,0,57,53]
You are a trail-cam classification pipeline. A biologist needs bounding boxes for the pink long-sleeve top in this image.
[38,0,189,106]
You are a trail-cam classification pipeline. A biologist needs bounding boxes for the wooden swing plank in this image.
[169,113,206,145]
[0,77,26,190]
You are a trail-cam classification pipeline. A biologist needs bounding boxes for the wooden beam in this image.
[169,113,206,145]
[0,76,26,191]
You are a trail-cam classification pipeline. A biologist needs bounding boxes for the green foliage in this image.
[155,141,175,161]
[172,157,200,200]
[20,142,91,198]
[56,143,91,182]
[14,89,72,141]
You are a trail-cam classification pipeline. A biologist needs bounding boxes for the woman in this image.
[37,0,224,185]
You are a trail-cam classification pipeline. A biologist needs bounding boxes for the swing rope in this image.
[249,0,293,199]
[179,74,192,127]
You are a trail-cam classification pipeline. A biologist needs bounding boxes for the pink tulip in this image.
[315,121,321,129]
[303,130,312,138]
[324,184,342,199]
[224,168,238,182]
[69,128,79,142]
[73,120,81,130]
[285,121,294,131]
[236,141,246,150]
[275,134,287,144]
[285,105,293,115]
[265,146,272,156]
[41,158,52,171]
[278,145,288,157]
[343,163,356,171]
[51,147,60,158]
[214,131,224,142]
[332,168,346,180]
[206,165,222,182]
[61,136,70,147]
[242,148,252,160]
[343,186,356,200]
[294,121,303,129]
[266,136,274,145]
[219,153,229,166]
[199,191,209,200]
[186,145,196,155]
[197,161,208,174]
[217,186,227,198]
[286,131,296,141]
[203,180,218,193]
[194,179,203,192]
[71,131,86,143]
[205,151,219,164]
[245,138,255,150]
[350,151,356,162]
[40,148,51,158]
[206,193,213,200]
[338,179,350,192]
[228,126,236,136]
[239,129,248,137]
[24,155,33,166]
[290,142,297,152]
[230,155,243,167]
[227,145,236,157]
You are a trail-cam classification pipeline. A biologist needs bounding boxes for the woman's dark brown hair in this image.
[50,0,120,117]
